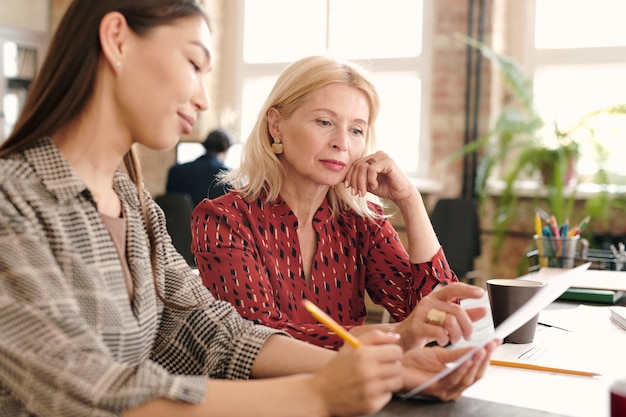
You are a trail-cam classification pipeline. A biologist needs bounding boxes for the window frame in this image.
[0,26,47,143]
[229,0,434,180]
[515,0,626,186]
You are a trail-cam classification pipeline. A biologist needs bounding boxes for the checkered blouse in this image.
[0,138,280,416]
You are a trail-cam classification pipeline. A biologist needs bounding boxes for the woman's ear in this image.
[99,11,130,71]
[267,107,281,138]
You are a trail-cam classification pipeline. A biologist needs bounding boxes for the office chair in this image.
[430,198,483,285]
[155,192,196,266]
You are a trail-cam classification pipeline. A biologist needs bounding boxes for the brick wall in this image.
[429,0,493,201]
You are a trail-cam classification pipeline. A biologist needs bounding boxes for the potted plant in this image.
[446,34,626,258]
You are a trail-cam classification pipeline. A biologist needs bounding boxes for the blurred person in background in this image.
[167,127,234,204]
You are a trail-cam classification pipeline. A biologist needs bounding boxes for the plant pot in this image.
[539,155,577,186]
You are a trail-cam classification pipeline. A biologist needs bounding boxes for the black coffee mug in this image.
[486,279,545,344]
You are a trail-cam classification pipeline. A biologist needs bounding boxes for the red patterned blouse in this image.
[191,191,458,350]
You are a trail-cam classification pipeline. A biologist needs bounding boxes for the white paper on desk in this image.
[463,362,611,417]
[399,262,591,399]
[529,268,626,292]
[491,315,626,377]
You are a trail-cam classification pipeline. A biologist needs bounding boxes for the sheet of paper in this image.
[610,306,626,330]
[495,306,626,378]
[462,363,611,417]
[491,327,619,377]
[400,262,591,399]
[464,304,626,417]
[540,304,625,334]
[529,267,626,291]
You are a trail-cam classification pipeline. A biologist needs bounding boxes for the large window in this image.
[0,27,46,143]
[524,0,626,183]
[234,0,431,177]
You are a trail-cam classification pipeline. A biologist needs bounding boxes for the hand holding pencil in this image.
[303,299,499,403]
[303,299,406,414]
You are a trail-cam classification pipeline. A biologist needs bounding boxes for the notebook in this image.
[559,288,624,304]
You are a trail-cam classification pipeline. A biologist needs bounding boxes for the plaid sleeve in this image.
[150,294,284,381]
[149,196,287,381]
[0,195,205,415]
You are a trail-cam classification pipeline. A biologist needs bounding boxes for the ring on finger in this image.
[366,158,376,165]
[426,308,447,326]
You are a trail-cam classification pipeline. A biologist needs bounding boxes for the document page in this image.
[400,263,591,399]
[464,305,626,417]
[463,362,611,417]
[493,305,626,377]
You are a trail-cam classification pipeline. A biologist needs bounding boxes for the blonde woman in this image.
[192,56,490,356]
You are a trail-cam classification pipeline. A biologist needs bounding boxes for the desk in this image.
[372,293,626,417]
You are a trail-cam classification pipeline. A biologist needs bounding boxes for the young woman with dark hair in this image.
[0,2,497,416]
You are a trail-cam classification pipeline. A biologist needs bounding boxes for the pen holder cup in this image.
[532,234,588,269]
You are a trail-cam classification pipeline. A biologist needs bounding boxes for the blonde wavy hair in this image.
[221,55,382,218]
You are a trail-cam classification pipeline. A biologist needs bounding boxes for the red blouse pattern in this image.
[191,192,458,350]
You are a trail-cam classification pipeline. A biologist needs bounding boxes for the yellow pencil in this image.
[490,360,599,377]
[303,299,362,348]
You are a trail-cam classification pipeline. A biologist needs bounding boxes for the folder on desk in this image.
[530,269,626,304]
[558,288,624,304]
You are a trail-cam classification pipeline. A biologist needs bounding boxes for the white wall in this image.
[0,0,49,32]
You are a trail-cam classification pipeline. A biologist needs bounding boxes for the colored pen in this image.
[490,360,599,377]
[536,207,551,222]
[549,215,559,236]
[534,212,542,239]
[535,212,546,266]
[549,215,562,253]
[303,299,362,348]
[541,225,555,260]
[576,215,590,235]
[560,217,569,267]
[542,225,553,237]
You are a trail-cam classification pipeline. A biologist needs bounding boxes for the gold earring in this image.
[271,137,283,155]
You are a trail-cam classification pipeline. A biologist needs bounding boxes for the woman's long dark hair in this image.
[0,0,209,307]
